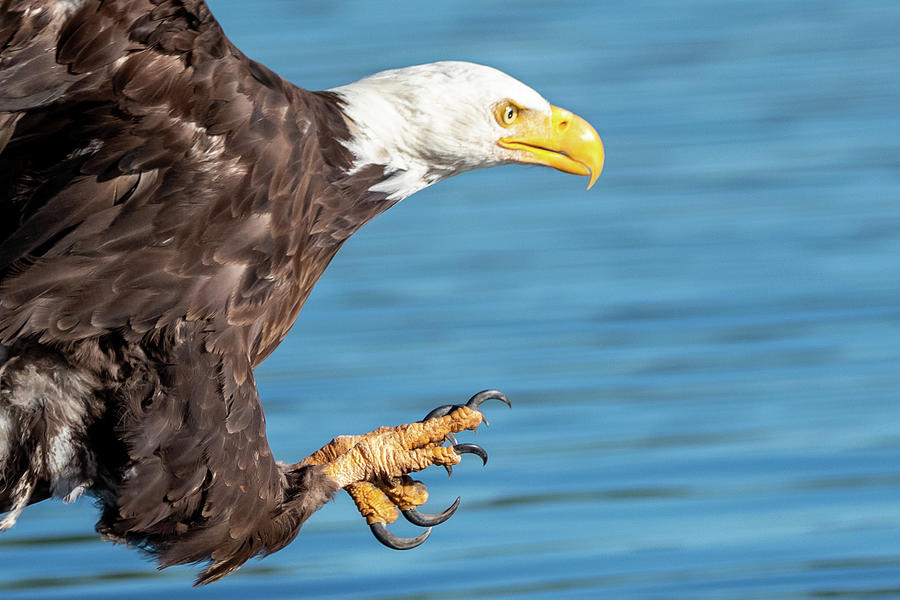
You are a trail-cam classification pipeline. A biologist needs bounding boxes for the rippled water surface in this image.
[2,1,899,598]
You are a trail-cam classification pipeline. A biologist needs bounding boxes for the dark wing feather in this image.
[97,323,327,585]
[0,0,385,367]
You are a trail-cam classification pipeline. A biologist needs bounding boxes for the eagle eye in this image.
[497,103,519,126]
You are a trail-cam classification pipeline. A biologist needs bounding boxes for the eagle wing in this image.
[0,0,356,367]
[0,1,353,579]
[104,325,288,584]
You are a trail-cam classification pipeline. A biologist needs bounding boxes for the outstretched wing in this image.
[0,0,360,371]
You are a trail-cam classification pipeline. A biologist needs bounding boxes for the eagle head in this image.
[329,61,604,200]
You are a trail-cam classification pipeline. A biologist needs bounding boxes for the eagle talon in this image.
[402,496,461,527]
[444,433,458,476]
[370,522,432,550]
[466,390,511,411]
[453,443,488,465]
[421,404,454,421]
[422,390,510,426]
[322,392,507,553]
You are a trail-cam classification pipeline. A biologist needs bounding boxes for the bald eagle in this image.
[0,0,603,584]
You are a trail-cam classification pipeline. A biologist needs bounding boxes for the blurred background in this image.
[2,1,899,598]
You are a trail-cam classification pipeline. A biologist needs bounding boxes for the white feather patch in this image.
[329,61,551,200]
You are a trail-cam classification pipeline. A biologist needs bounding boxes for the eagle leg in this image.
[305,390,510,549]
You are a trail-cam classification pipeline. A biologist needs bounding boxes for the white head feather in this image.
[329,61,552,200]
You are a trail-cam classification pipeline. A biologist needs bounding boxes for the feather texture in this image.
[0,0,385,581]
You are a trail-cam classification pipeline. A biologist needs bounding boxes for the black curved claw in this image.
[453,443,488,465]
[421,404,455,421]
[369,522,431,550]
[423,391,509,424]
[466,389,511,411]
[402,496,461,527]
[443,435,457,477]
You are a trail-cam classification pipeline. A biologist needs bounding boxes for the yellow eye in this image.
[498,103,519,126]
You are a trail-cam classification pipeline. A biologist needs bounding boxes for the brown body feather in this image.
[0,0,396,583]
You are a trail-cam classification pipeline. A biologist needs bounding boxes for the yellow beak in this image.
[498,105,604,189]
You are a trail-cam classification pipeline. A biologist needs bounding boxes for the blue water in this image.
[2,1,899,598]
